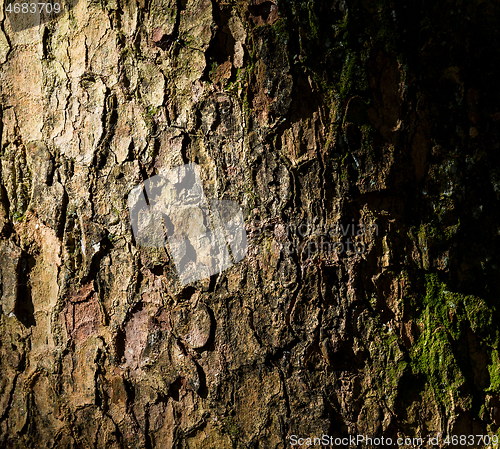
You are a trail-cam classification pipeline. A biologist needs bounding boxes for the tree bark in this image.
[1,0,500,447]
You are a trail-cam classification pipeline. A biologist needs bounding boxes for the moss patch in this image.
[409,274,498,416]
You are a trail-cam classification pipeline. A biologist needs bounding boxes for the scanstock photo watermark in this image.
[247,218,378,259]
[128,163,248,285]
[289,434,500,447]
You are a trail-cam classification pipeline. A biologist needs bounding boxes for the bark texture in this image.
[1,0,500,447]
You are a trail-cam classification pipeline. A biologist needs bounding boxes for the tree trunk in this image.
[1,0,500,447]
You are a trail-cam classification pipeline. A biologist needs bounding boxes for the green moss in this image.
[11,211,25,222]
[208,60,219,83]
[245,183,257,207]
[223,416,240,437]
[339,51,368,103]
[408,274,498,413]
[338,152,349,182]
[306,0,319,40]
[464,295,493,335]
[142,106,159,128]
[488,349,500,393]
[271,18,290,45]
[224,66,248,96]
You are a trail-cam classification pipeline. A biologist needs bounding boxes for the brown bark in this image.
[1,0,500,447]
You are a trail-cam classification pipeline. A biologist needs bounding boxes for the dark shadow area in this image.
[14,252,36,328]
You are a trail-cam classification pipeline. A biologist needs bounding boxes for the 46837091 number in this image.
[5,3,62,14]
[443,434,499,446]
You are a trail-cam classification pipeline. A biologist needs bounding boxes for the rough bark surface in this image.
[1,0,500,447]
